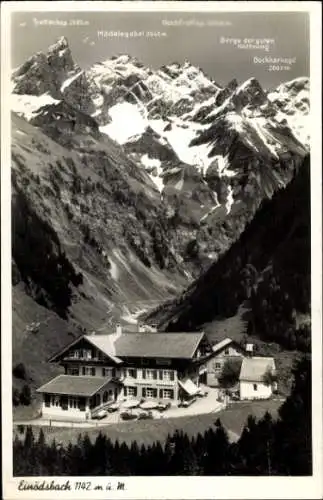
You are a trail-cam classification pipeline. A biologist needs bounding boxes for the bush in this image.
[13,363,27,380]
[218,358,243,388]
[19,384,32,406]
[17,424,25,435]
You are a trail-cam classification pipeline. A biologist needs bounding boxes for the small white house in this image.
[239,355,277,400]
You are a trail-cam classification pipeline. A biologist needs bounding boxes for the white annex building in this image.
[239,355,277,400]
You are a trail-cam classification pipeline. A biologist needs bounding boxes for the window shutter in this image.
[102,368,105,377]
[142,388,146,397]
[170,390,174,400]
[154,388,158,398]
[159,389,163,399]
[44,394,50,407]
[134,387,138,396]
[134,370,137,379]
[170,371,174,381]
[143,370,146,379]
[153,370,157,380]
[159,371,163,380]
[124,387,127,396]
[112,368,116,378]
[91,367,95,376]
[82,367,86,375]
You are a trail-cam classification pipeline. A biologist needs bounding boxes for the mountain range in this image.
[11,36,310,394]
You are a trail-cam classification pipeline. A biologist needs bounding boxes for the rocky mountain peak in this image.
[12,36,78,98]
[48,36,69,51]
[232,77,266,109]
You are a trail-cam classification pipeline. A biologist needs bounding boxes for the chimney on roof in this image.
[116,323,122,336]
[246,343,254,357]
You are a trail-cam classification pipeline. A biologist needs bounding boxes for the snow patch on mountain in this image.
[61,70,84,92]
[141,154,164,193]
[247,117,280,159]
[11,93,60,121]
[225,186,234,214]
[99,102,147,143]
[109,258,119,281]
[209,155,237,178]
[150,118,213,168]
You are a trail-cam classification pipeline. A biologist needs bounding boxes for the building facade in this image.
[37,328,214,420]
[239,356,277,400]
[205,338,246,387]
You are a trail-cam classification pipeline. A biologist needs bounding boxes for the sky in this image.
[11,11,309,90]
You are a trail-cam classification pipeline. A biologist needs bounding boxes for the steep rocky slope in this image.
[146,155,311,353]
[11,110,189,394]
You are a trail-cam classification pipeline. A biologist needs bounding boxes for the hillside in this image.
[146,154,311,353]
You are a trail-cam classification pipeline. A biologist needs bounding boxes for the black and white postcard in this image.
[1,1,322,499]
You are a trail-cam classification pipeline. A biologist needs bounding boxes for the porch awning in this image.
[36,375,114,397]
[178,378,200,396]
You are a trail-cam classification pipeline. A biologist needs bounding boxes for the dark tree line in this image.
[13,358,311,476]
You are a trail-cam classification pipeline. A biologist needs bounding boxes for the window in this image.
[61,396,68,410]
[127,369,137,379]
[97,351,105,361]
[142,359,150,366]
[215,362,222,369]
[67,367,79,375]
[69,397,78,409]
[44,394,51,407]
[51,396,61,407]
[78,397,86,411]
[156,358,171,366]
[146,387,157,398]
[102,368,115,377]
[82,366,95,376]
[253,384,258,391]
[103,391,109,403]
[126,387,137,397]
[163,389,174,399]
[70,350,79,359]
[224,348,230,355]
[80,349,92,360]
[146,369,157,380]
[163,370,175,381]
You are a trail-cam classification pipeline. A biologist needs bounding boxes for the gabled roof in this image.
[86,335,123,364]
[48,331,206,363]
[212,338,243,355]
[36,375,115,396]
[239,357,275,382]
[113,332,205,359]
[48,335,123,364]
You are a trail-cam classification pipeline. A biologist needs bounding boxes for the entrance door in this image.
[114,388,118,401]
[199,372,207,385]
